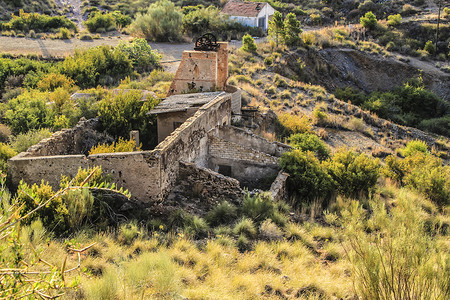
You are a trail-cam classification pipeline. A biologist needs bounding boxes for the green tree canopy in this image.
[284,13,302,46]
[130,0,182,42]
[268,11,284,46]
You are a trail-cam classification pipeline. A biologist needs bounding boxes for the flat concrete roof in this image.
[148,92,224,115]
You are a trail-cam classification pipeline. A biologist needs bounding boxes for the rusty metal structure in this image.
[194,33,220,51]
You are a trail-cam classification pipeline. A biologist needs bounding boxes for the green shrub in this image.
[268,11,284,46]
[418,115,450,137]
[3,9,76,33]
[401,140,428,157]
[277,113,312,139]
[89,137,141,155]
[0,143,17,172]
[233,218,257,239]
[242,34,257,52]
[325,149,380,198]
[15,180,69,235]
[36,73,75,92]
[206,201,238,226]
[284,12,302,46]
[84,11,116,33]
[167,209,193,230]
[423,40,435,55]
[264,56,273,66]
[288,133,330,161]
[341,191,448,298]
[3,90,54,134]
[360,11,377,30]
[98,90,159,146]
[182,5,226,37]
[59,27,71,39]
[129,0,182,42]
[9,128,52,153]
[118,221,141,245]
[387,14,402,26]
[280,150,335,206]
[301,32,316,46]
[383,152,450,206]
[241,193,275,224]
[184,216,209,238]
[114,38,161,73]
[62,46,133,88]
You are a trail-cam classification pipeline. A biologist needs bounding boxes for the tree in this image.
[241,34,257,52]
[284,13,302,46]
[115,38,162,73]
[268,11,284,46]
[129,0,182,42]
[387,14,402,26]
[360,11,377,30]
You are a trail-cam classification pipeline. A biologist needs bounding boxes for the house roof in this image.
[221,0,268,18]
[148,92,224,115]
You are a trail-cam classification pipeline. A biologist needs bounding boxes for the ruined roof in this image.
[221,0,267,17]
[148,92,224,115]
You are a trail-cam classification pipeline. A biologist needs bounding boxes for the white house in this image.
[221,0,276,31]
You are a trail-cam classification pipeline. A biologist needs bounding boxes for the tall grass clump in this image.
[206,201,238,226]
[341,191,449,299]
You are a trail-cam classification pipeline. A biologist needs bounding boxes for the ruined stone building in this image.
[8,42,289,204]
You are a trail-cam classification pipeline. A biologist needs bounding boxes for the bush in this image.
[184,216,209,238]
[206,201,238,227]
[423,40,435,55]
[129,0,182,42]
[98,90,159,146]
[401,140,428,157]
[280,150,335,206]
[387,14,402,26]
[182,5,226,37]
[114,38,161,73]
[288,133,330,161]
[384,152,449,206]
[84,11,116,33]
[0,143,17,172]
[9,128,52,153]
[36,73,75,91]
[301,32,316,46]
[3,9,77,33]
[242,34,257,52]
[342,192,448,298]
[62,46,133,88]
[118,221,141,245]
[277,113,311,138]
[284,12,302,46]
[233,218,257,239]
[0,124,12,143]
[59,27,71,39]
[241,193,275,224]
[360,11,377,30]
[325,149,380,198]
[3,90,54,134]
[89,137,141,154]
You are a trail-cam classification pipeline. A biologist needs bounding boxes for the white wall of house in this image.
[257,4,276,30]
[226,3,276,31]
[229,16,258,28]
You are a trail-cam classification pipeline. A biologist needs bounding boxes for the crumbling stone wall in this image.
[166,162,242,216]
[206,125,290,189]
[8,93,233,203]
[23,118,112,157]
[225,85,242,114]
[155,93,232,199]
